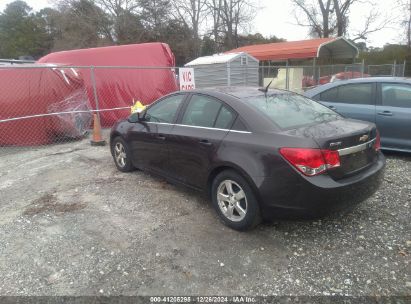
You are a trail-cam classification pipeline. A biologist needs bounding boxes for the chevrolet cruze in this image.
[110,87,385,230]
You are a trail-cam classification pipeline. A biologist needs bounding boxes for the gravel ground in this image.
[0,137,410,296]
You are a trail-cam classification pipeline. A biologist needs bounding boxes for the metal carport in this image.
[228,37,360,91]
[228,37,359,62]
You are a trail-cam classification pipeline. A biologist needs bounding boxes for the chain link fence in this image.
[0,65,179,154]
[0,61,406,154]
[259,62,406,94]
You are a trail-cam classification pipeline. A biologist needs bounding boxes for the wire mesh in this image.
[0,65,179,154]
[0,62,404,154]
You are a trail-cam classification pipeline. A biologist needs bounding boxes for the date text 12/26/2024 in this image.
[150,296,257,303]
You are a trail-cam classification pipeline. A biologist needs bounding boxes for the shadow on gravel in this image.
[133,166,381,235]
[382,150,411,160]
[23,193,86,216]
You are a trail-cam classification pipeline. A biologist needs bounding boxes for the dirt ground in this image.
[0,135,410,296]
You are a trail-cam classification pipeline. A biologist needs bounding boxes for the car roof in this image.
[304,77,411,97]
[187,86,293,99]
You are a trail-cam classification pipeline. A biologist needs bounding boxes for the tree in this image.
[52,0,112,50]
[0,1,53,58]
[139,0,171,40]
[292,0,334,38]
[397,0,411,48]
[200,35,218,55]
[93,0,146,44]
[236,33,285,47]
[220,0,257,50]
[205,0,256,51]
[171,0,207,56]
[292,0,391,42]
[36,8,61,40]
[205,0,223,51]
[160,19,196,65]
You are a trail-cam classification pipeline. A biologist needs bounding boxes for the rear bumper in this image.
[256,152,385,219]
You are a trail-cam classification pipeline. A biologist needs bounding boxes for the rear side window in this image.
[182,95,221,128]
[245,94,341,129]
[232,117,248,131]
[215,106,235,129]
[319,83,373,105]
[381,83,411,108]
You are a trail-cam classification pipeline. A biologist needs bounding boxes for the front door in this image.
[318,82,376,123]
[129,93,186,175]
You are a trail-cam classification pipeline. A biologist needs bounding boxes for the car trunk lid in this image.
[290,119,379,179]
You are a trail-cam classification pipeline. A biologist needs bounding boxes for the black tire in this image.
[111,137,134,172]
[211,170,262,231]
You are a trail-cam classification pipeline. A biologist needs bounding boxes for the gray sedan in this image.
[305,77,411,152]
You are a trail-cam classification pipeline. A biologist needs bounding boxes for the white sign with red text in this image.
[179,68,195,91]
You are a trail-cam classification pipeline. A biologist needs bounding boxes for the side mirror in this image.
[128,111,150,123]
[128,112,140,123]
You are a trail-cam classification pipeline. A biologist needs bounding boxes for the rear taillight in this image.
[375,130,381,151]
[279,148,341,176]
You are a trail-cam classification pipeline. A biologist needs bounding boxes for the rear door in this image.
[167,94,236,188]
[376,82,411,151]
[317,82,376,123]
[129,94,186,175]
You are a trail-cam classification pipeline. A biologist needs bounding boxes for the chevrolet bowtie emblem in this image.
[359,134,369,142]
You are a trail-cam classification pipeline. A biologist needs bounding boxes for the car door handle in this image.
[377,111,393,116]
[156,135,166,140]
[199,139,212,146]
[328,105,336,110]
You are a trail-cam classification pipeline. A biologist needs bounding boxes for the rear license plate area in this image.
[341,149,373,173]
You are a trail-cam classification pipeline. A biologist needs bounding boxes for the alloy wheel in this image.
[114,142,127,168]
[217,179,248,222]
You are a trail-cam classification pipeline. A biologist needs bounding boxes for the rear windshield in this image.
[244,93,341,129]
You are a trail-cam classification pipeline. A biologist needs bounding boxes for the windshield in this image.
[244,93,341,129]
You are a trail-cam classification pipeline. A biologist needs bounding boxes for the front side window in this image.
[245,93,341,129]
[320,87,338,102]
[381,83,411,108]
[337,83,373,105]
[146,94,185,123]
[181,95,222,128]
[319,83,374,105]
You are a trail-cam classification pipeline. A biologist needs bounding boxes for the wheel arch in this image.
[206,163,262,203]
[109,131,124,153]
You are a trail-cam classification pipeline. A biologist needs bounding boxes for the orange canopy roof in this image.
[228,37,358,61]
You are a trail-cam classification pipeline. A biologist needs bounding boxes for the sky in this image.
[255,0,402,47]
[0,0,404,48]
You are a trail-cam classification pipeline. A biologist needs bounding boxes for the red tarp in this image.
[37,43,179,126]
[0,67,91,146]
[228,38,335,61]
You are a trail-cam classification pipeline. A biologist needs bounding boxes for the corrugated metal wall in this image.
[192,56,259,88]
[192,63,228,88]
[229,57,259,87]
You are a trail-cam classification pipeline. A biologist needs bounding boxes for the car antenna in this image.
[258,78,274,94]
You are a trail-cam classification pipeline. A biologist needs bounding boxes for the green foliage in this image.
[201,36,218,56]
[51,0,113,51]
[157,19,196,66]
[236,33,285,47]
[112,10,145,45]
[0,0,287,63]
[360,44,410,64]
[138,0,171,40]
[359,44,411,76]
[0,1,53,59]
